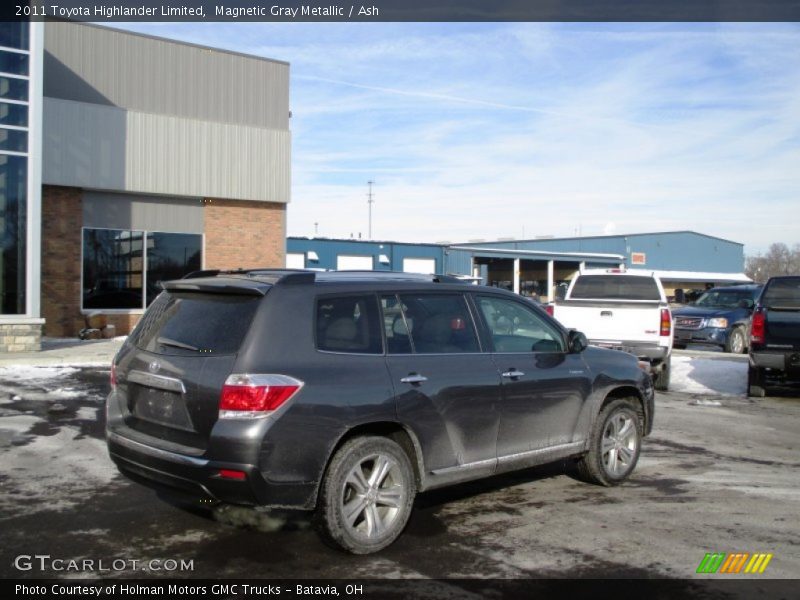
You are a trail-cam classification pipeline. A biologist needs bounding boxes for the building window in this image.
[82,228,202,311]
[0,22,30,51]
[145,232,202,306]
[0,127,26,152]
[0,21,29,316]
[0,102,27,127]
[0,49,28,76]
[0,154,26,314]
[0,76,28,101]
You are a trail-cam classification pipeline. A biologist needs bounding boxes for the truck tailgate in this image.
[554,300,665,344]
[765,309,800,350]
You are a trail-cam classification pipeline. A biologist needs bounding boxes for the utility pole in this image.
[367,180,375,239]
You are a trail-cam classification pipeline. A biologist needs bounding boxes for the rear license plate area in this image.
[131,384,194,431]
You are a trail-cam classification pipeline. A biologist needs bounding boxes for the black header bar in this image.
[6,0,800,22]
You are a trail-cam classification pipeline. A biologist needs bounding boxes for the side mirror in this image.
[568,329,588,354]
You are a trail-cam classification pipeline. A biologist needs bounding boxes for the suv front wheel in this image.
[316,436,416,554]
[576,398,643,486]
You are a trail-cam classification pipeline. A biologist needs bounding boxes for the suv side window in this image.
[316,295,382,354]
[395,293,480,354]
[476,295,565,353]
[381,294,413,354]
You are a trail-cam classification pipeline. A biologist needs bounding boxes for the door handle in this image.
[501,369,525,380]
[600,310,613,317]
[400,373,428,385]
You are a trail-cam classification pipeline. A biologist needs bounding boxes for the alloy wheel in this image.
[340,453,406,540]
[601,412,639,477]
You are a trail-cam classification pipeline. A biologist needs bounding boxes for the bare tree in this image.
[746,243,800,282]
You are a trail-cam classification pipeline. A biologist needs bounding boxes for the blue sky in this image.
[111,22,799,254]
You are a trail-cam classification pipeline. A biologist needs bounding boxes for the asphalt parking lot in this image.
[1,347,798,584]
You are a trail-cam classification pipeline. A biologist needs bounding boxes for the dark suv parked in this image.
[672,284,762,353]
[106,270,655,553]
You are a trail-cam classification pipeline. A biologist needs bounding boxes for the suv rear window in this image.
[570,275,661,301]
[131,292,260,355]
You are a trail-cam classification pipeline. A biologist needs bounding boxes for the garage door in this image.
[286,253,305,269]
[337,255,374,270]
[403,258,436,274]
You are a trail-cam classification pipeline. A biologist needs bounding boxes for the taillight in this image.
[751,309,766,345]
[110,362,117,389]
[545,304,554,316]
[219,374,304,419]
[660,308,672,337]
[217,469,247,480]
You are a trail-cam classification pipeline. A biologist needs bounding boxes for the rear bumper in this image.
[105,392,317,510]
[589,340,670,364]
[108,429,271,506]
[750,350,800,374]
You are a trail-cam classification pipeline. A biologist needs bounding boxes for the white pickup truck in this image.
[550,269,673,390]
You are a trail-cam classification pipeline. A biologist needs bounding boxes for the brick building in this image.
[0,22,290,350]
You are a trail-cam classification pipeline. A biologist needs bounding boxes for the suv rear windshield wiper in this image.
[157,337,200,352]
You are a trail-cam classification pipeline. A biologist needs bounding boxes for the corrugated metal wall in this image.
[454,232,744,273]
[44,23,289,130]
[286,238,446,273]
[43,97,290,203]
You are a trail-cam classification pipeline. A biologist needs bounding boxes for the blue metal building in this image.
[287,231,748,301]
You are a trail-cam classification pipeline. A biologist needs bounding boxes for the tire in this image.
[673,343,687,350]
[725,327,746,354]
[653,357,671,391]
[747,366,766,398]
[315,436,415,554]
[576,398,643,486]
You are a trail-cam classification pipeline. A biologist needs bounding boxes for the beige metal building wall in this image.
[43,22,289,130]
[43,98,291,203]
[41,22,291,204]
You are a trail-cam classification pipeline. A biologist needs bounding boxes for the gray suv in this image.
[106,270,655,554]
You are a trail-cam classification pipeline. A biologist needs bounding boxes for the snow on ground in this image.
[0,365,78,383]
[670,355,747,396]
[0,414,119,513]
[0,366,99,403]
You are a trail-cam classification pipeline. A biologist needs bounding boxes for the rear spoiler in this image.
[162,279,270,296]
[182,269,315,285]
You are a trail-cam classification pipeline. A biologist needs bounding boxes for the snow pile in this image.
[670,355,747,396]
[0,366,93,403]
[0,365,79,383]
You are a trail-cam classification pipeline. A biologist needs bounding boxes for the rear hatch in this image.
[762,278,800,350]
[558,274,667,344]
[116,278,266,449]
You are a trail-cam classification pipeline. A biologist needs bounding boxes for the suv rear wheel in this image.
[315,436,415,554]
[576,398,642,486]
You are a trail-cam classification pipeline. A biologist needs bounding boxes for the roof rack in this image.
[315,271,463,284]
[182,269,463,285]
